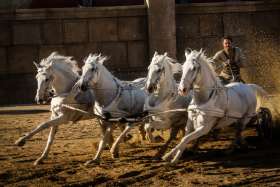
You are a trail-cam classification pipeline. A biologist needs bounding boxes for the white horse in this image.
[76,53,147,164]
[162,49,268,164]
[15,52,95,165]
[144,52,191,157]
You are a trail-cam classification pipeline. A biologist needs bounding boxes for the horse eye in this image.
[157,68,161,73]
[91,67,95,72]
[45,78,49,82]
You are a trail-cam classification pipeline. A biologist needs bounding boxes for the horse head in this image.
[34,60,54,104]
[34,52,80,104]
[146,51,181,94]
[78,53,108,92]
[178,49,203,96]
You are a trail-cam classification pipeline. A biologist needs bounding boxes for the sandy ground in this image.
[0,105,280,186]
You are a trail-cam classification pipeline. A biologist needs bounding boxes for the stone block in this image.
[0,22,11,46]
[176,15,200,38]
[96,42,127,70]
[63,20,88,43]
[0,48,7,73]
[65,43,97,67]
[13,22,41,45]
[118,17,147,41]
[252,11,280,36]
[39,45,66,60]
[89,18,117,42]
[202,37,221,57]
[200,14,223,37]
[0,74,36,104]
[8,46,38,74]
[127,41,148,68]
[42,21,63,44]
[176,37,202,62]
[223,13,252,36]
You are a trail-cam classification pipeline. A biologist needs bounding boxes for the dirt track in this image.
[0,105,280,186]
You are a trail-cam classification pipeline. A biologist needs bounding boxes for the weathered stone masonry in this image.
[0,1,279,104]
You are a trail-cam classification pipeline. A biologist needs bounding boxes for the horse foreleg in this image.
[85,125,113,165]
[163,116,216,164]
[155,127,180,158]
[15,115,65,146]
[162,119,193,162]
[110,123,132,159]
[34,125,58,165]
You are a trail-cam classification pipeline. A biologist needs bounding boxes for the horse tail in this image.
[247,84,268,111]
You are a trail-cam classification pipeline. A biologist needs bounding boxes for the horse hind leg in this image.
[230,118,251,152]
[138,124,147,141]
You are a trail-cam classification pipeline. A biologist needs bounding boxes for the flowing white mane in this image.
[40,52,80,76]
[84,53,109,65]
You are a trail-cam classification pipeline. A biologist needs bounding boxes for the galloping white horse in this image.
[15,52,95,165]
[76,53,147,164]
[145,52,191,156]
[162,49,267,164]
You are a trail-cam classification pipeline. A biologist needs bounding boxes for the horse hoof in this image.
[34,159,43,166]
[170,159,179,165]
[124,134,133,142]
[155,153,162,159]
[15,137,26,147]
[111,152,119,159]
[162,153,172,162]
[84,159,99,166]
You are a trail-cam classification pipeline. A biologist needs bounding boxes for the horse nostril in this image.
[81,84,88,92]
[148,87,153,93]
[38,99,43,104]
[182,88,186,93]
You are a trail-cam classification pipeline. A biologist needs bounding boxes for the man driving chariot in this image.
[212,36,246,85]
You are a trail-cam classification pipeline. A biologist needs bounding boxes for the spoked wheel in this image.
[255,107,273,142]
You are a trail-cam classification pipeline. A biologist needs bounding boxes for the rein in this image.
[61,103,187,123]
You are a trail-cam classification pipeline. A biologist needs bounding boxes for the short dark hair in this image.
[222,36,233,42]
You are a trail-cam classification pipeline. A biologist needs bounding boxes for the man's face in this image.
[223,39,232,51]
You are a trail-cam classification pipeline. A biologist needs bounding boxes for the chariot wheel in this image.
[255,107,273,142]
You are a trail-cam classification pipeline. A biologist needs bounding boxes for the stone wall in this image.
[0,6,148,104]
[176,1,280,94]
[0,1,279,105]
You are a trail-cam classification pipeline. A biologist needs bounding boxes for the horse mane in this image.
[40,52,80,76]
[150,54,177,66]
[191,50,222,87]
[84,53,98,64]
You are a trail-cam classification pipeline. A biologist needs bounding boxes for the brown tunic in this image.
[212,47,246,82]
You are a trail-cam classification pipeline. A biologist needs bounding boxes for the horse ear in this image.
[185,48,192,56]
[197,48,204,58]
[154,51,158,57]
[33,61,40,69]
[99,56,109,64]
[163,52,168,56]
[170,62,182,74]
